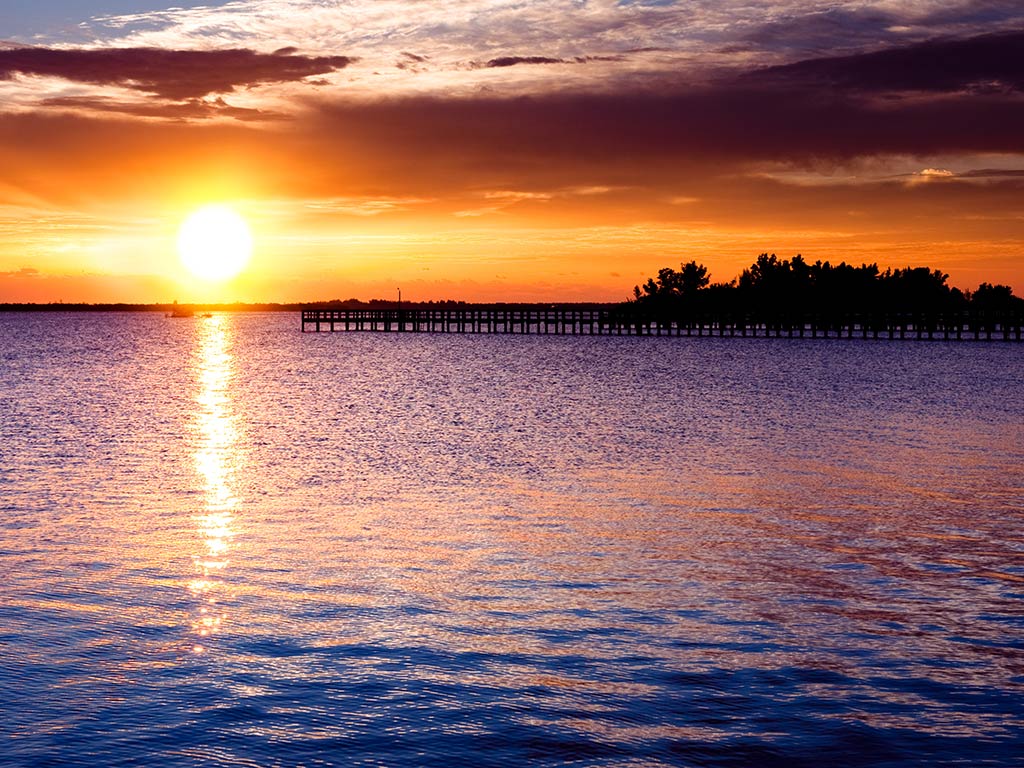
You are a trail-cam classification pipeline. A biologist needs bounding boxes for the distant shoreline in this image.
[0,301,620,313]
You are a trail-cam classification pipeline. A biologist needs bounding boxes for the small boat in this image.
[167,307,194,318]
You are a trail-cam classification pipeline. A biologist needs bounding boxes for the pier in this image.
[302,307,1023,341]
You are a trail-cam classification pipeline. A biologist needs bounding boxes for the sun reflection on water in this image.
[189,315,240,652]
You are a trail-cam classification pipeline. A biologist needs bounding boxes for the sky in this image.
[1,1,1023,303]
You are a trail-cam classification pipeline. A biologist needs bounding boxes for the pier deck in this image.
[301,308,1023,341]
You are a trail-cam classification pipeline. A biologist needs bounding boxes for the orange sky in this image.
[1,3,1023,302]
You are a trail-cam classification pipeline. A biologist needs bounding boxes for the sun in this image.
[178,205,253,281]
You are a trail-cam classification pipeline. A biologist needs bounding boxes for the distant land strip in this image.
[4,253,1022,317]
[0,300,614,312]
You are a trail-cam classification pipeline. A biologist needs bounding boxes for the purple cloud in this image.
[749,30,1024,94]
[0,46,355,99]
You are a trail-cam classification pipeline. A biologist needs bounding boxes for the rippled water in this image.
[1,311,1022,767]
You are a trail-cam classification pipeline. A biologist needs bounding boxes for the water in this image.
[1,312,1022,767]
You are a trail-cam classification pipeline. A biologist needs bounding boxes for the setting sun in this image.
[177,205,253,282]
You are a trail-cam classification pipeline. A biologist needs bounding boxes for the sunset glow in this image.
[0,3,1022,302]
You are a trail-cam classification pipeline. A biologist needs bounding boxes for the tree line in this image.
[631,254,1023,321]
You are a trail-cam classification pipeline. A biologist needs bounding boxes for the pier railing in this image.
[302,307,1023,341]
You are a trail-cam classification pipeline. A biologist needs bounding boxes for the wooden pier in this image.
[302,308,1023,341]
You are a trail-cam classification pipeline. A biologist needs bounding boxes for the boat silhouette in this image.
[167,301,194,318]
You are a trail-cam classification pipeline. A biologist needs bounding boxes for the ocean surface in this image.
[1,311,1022,767]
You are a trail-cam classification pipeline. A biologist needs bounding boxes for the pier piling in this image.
[300,308,1022,341]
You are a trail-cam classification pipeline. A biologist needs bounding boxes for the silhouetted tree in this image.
[633,261,709,301]
[628,254,1021,328]
[971,282,1020,312]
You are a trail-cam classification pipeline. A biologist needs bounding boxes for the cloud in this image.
[895,166,1024,185]
[920,1,1024,29]
[301,82,1024,178]
[483,190,554,202]
[749,30,1024,94]
[0,46,355,100]
[3,31,1024,208]
[301,196,435,216]
[905,167,956,185]
[485,56,565,68]
[572,55,626,63]
[479,54,623,69]
[567,185,614,195]
[11,2,1023,110]
[739,7,904,56]
[961,168,1024,178]
[273,30,1024,181]
[40,95,279,121]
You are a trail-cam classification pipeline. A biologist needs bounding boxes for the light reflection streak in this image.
[189,315,240,652]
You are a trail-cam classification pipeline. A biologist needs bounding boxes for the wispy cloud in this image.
[40,95,280,121]
[899,165,1024,185]
[961,168,1024,178]
[453,186,620,217]
[483,190,554,202]
[302,196,436,216]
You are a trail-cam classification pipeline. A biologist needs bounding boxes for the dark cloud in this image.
[573,55,626,63]
[411,31,1024,170]
[396,51,429,71]
[961,168,1024,177]
[478,54,622,70]
[485,56,565,68]
[0,46,355,99]
[303,81,1024,176]
[749,30,1024,94]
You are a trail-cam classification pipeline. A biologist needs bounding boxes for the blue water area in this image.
[1,312,1022,766]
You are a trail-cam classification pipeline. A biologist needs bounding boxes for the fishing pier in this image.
[301,307,1023,341]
